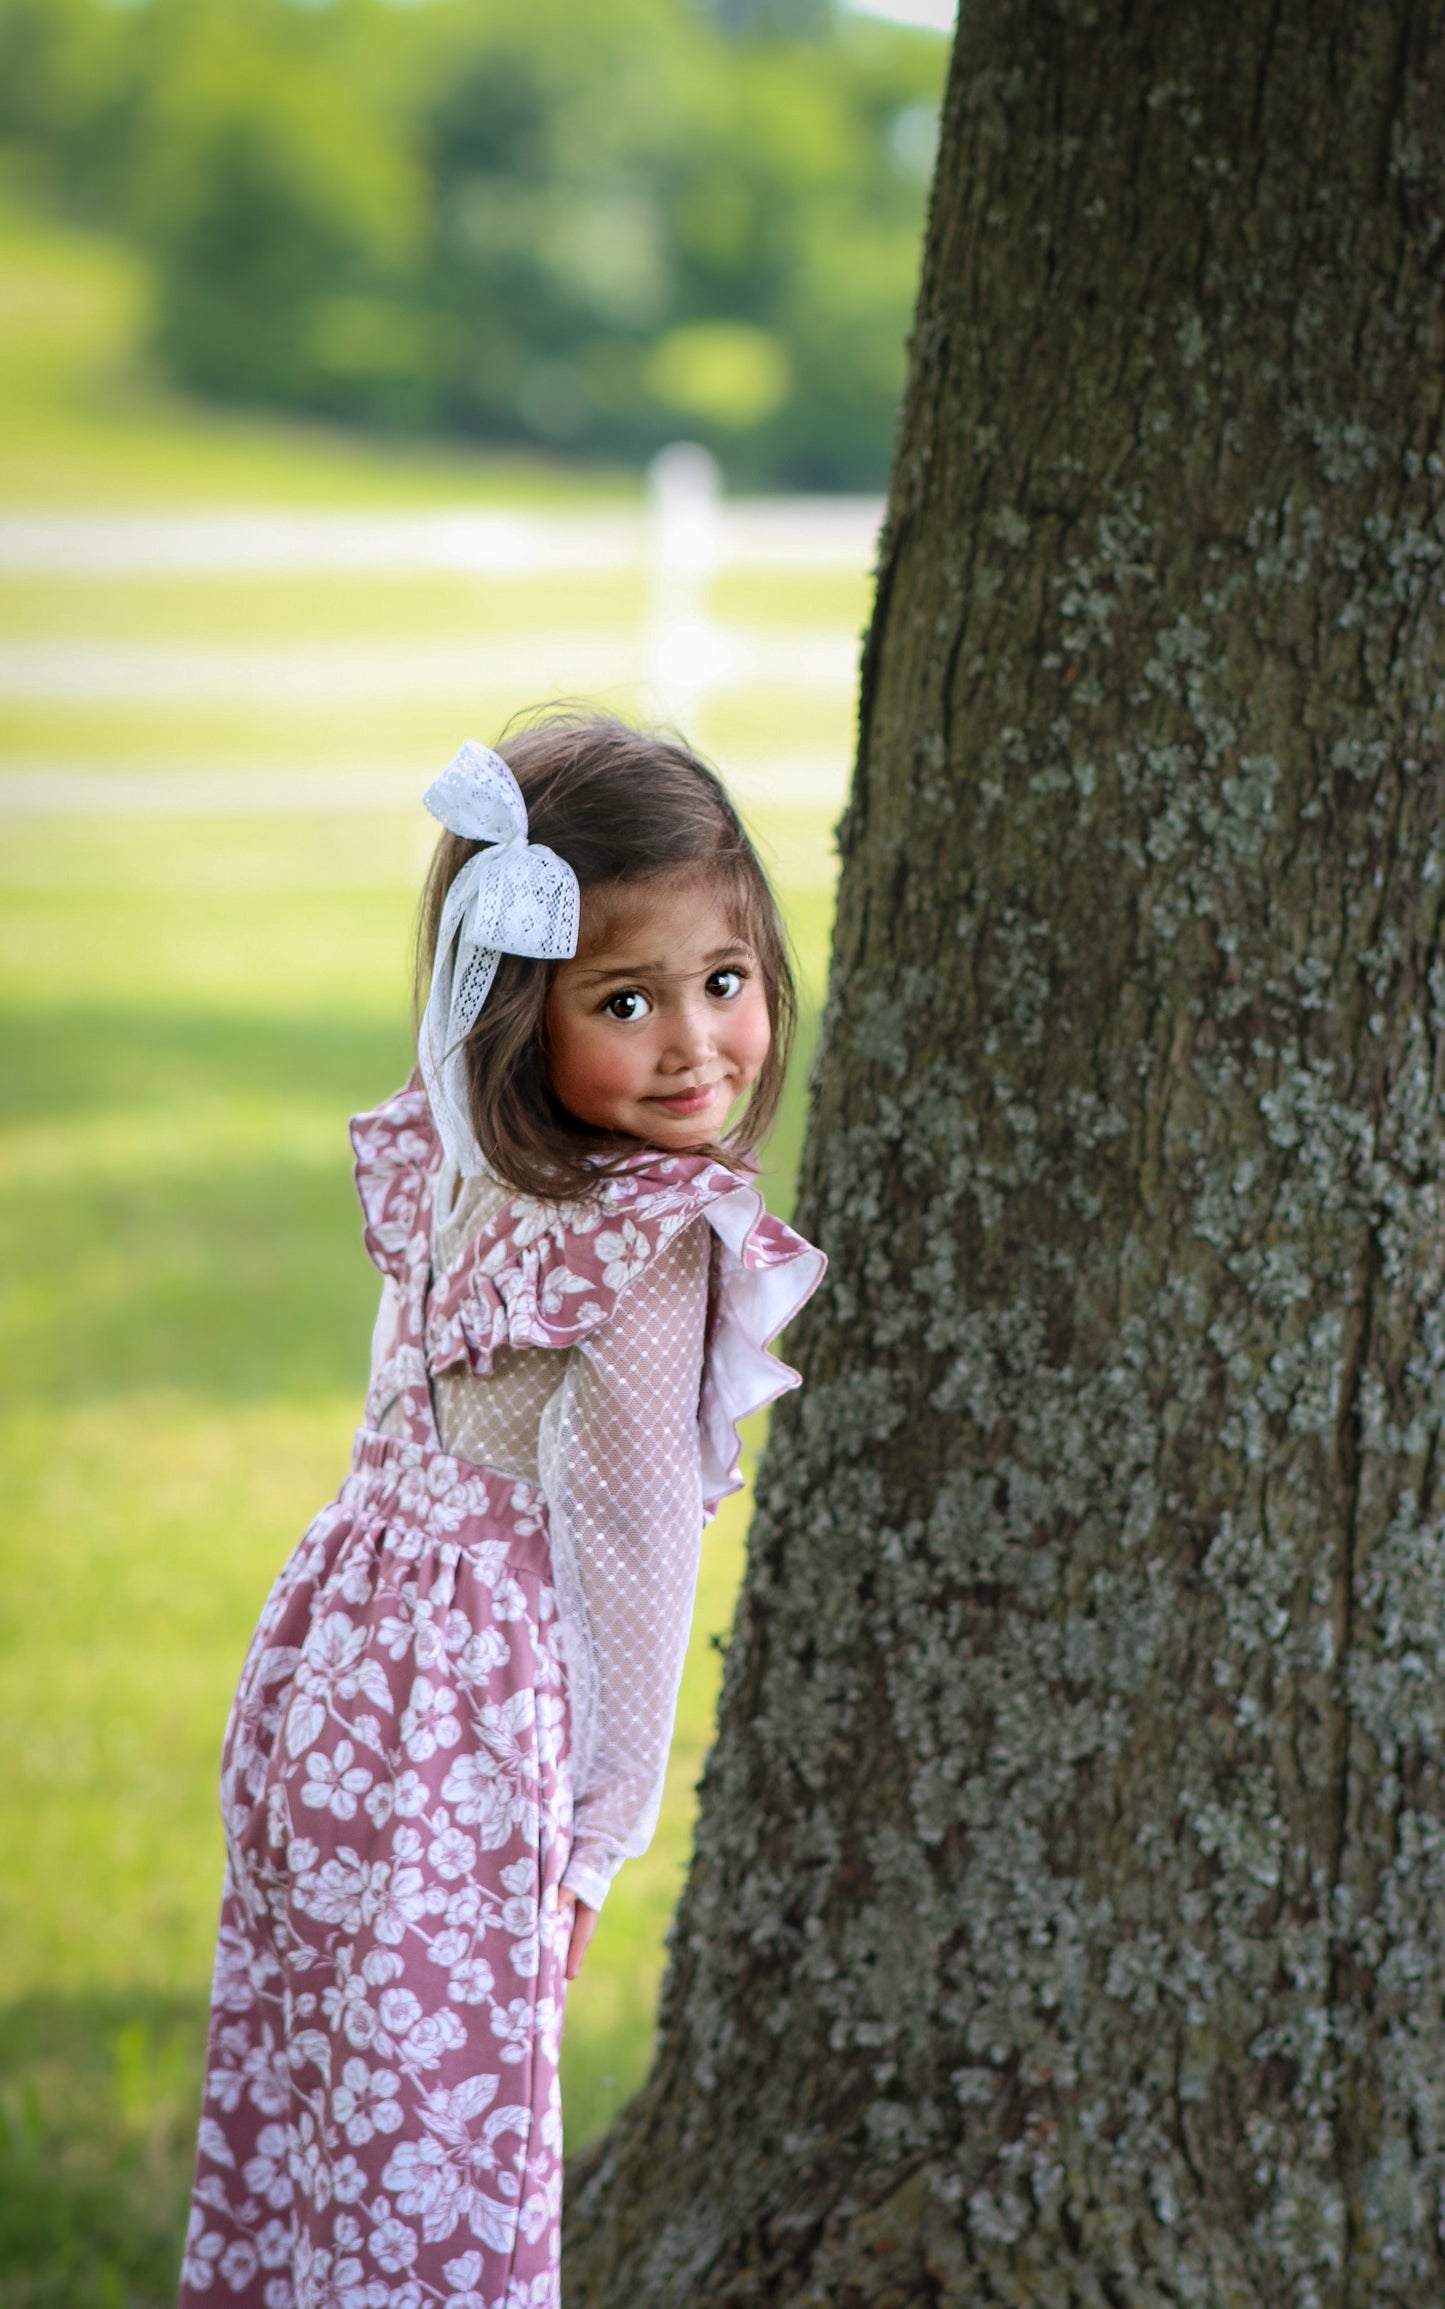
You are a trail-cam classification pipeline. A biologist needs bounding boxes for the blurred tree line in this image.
[0,0,946,486]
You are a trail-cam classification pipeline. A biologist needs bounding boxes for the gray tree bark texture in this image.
[565,5,1445,2302]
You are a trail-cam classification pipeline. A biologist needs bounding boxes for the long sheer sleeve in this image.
[538,1216,711,1912]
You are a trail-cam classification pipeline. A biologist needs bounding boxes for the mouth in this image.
[648,1082,725,1118]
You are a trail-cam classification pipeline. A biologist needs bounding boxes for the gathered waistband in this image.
[339,1427,553,1577]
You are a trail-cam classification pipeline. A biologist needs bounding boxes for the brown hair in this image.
[416,710,796,1199]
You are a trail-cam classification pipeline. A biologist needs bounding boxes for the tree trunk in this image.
[565,4,1445,2301]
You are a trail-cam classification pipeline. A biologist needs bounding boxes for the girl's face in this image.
[544,873,772,1150]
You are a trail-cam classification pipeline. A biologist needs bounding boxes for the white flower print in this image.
[415,1604,472,1672]
[445,1958,495,2006]
[479,1693,538,1783]
[210,1926,261,2015]
[467,1539,507,1587]
[296,1850,427,1946]
[288,2025,333,2080]
[538,1262,603,1318]
[362,1781,395,1831]
[475,1539,534,1610]
[428,1824,477,1881]
[516,2192,552,2247]
[441,2247,485,2308]
[287,1614,390,1756]
[333,2059,402,2147]
[219,2240,257,2290]
[500,1893,537,1944]
[331,2153,368,2205]
[372,1860,429,1947]
[508,1489,546,1540]
[392,1770,429,1816]
[437,1758,518,1852]
[368,2215,418,2273]
[377,1588,420,1660]
[455,1628,510,1685]
[398,2009,466,2070]
[509,1200,568,1250]
[535,1883,566,1957]
[243,2123,294,2210]
[377,1986,423,2037]
[264,1786,290,1853]
[488,2001,534,2065]
[400,1676,461,1763]
[256,2218,293,2269]
[292,2235,375,2309]
[296,1851,375,1936]
[365,1768,430,1832]
[380,2136,463,2243]
[302,1740,373,1821]
[490,1572,529,1624]
[292,2121,331,2212]
[505,2270,562,2306]
[427,1926,471,1970]
[532,1998,562,2068]
[593,1219,650,1290]
[323,1971,378,2051]
[442,1882,483,1931]
[180,2207,225,2289]
[208,2027,290,2121]
[336,1554,374,1607]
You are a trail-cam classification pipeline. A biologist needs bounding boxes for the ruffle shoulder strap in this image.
[350,1077,441,1283]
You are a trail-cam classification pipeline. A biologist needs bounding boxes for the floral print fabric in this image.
[180,1439,571,2308]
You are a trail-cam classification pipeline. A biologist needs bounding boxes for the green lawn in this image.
[0,195,849,2306]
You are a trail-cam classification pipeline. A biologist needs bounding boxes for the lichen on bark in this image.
[565,4,1445,2302]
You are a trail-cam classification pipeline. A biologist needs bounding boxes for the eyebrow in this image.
[568,942,754,987]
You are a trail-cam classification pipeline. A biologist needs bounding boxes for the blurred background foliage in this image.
[0,1,942,2292]
[0,0,945,485]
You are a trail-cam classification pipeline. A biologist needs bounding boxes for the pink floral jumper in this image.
[180,1083,824,2309]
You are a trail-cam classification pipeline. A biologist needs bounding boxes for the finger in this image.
[565,1902,597,1982]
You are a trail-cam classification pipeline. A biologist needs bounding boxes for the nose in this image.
[659,993,716,1073]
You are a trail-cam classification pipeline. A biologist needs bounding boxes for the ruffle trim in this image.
[695,1181,825,1516]
[351,1077,440,1284]
[350,1079,826,1514]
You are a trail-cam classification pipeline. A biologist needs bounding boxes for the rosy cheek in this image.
[548,1020,641,1106]
[739,996,772,1076]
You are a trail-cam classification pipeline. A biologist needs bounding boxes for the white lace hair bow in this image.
[419,740,581,1175]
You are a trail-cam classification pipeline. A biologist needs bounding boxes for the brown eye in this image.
[706,968,746,1000]
[602,989,651,1021]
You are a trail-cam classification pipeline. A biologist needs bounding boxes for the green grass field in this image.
[0,198,855,2303]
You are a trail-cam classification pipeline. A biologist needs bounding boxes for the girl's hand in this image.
[558,1887,599,1982]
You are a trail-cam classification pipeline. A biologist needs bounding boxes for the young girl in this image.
[179,714,825,2309]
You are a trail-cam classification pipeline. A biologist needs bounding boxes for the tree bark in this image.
[565,4,1445,2301]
